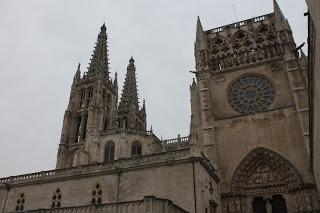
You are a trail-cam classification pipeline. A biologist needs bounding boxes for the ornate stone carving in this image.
[227,197,242,213]
[271,63,283,73]
[294,190,317,212]
[231,147,303,195]
[228,75,275,115]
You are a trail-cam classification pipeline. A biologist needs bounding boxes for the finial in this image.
[142,99,146,110]
[113,72,118,86]
[100,22,107,33]
[129,56,135,63]
[74,63,81,82]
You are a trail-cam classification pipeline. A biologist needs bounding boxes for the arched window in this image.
[131,142,142,156]
[104,142,115,161]
[16,193,25,212]
[88,87,93,99]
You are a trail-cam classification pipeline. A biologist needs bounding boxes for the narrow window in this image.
[81,115,88,140]
[79,90,85,110]
[104,142,115,161]
[209,200,218,213]
[106,94,112,115]
[51,188,62,209]
[75,116,81,143]
[91,184,103,205]
[131,142,142,156]
[88,87,93,99]
[103,116,109,131]
[87,88,94,107]
[16,193,25,212]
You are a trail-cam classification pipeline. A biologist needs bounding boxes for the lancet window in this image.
[131,141,142,156]
[104,142,115,161]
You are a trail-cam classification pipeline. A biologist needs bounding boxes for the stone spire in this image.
[73,63,81,83]
[88,23,110,78]
[273,0,291,31]
[195,16,207,51]
[118,57,139,111]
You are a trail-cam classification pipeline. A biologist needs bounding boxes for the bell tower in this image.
[56,24,118,169]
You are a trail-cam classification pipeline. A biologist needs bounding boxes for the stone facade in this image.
[0,1,319,213]
[306,0,320,199]
[190,1,319,212]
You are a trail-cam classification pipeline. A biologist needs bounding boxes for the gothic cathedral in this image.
[0,1,319,213]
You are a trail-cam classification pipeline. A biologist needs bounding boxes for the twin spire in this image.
[118,57,140,112]
[73,23,143,114]
[87,23,110,78]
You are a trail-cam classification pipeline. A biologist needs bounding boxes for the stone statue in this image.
[266,199,272,213]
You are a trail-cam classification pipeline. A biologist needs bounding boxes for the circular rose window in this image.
[228,75,275,115]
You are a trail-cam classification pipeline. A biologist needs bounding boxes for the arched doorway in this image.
[227,147,303,213]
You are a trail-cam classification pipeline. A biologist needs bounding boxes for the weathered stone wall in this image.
[87,131,161,163]
[210,62,294,120]
[0,158,218,213]
[215,108,312,191]
[306,0,320,198]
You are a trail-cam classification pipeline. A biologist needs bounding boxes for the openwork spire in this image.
[88,23,110,78]
[118,57,139,111]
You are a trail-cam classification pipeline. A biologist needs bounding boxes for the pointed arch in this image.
[104,141,115,162]
[231,147,303,195]
[232,30,255,52]
[209,36,231,55]
[254,24,277,46]
[131,141,142,156]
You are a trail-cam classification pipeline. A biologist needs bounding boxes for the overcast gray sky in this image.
[0,0,307,177]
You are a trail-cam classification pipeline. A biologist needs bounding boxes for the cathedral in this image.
[0,1,319,212]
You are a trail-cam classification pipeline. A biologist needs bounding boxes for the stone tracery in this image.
[231,147,303,195]
[228,75,275,115]
[232,30,255,52]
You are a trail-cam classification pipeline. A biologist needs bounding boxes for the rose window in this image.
[228,75,275,114]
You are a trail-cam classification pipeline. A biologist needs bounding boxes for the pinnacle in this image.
[87,24,109,78]
[100,22,107,33]
[129,56,135,63]
[119,57,139,111]
[196,16,204,39]
[273,0,285,21]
